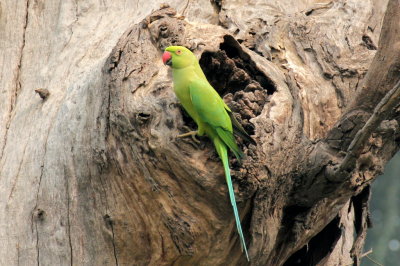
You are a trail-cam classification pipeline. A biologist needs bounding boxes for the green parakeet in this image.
[162,46,253,261]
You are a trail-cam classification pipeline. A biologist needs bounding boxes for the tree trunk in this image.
[0,0,399,265]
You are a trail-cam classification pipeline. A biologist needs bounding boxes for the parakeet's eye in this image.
[176,50,182,55]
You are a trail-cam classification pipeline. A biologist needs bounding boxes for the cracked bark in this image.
[0,1,398,266]
[0,0,30,160]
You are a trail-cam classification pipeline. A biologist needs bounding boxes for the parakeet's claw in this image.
[191,134,201,144]
[177,130,197,138]
[177,130,200,143]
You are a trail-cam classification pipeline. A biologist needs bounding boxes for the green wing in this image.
[194,62,255,145]
[228,111,256,145]
[189,79,244,161]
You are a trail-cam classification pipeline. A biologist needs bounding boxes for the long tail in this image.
[214,138,250,261]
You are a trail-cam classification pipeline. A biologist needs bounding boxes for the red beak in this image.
[162,51,172,65]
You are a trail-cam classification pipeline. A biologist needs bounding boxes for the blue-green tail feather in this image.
[214,138,249,261]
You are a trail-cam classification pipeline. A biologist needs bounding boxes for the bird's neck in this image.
[172,65,196,86]
[172,63,206,85]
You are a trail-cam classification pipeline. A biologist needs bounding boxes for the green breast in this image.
[172,67,201,123]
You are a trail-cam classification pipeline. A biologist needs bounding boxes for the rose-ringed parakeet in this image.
[162,46,253,261]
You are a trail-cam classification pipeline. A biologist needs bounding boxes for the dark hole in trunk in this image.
[283,216,342,266]
[199,35,276,137]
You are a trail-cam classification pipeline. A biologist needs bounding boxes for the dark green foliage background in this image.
[364,153,400,266]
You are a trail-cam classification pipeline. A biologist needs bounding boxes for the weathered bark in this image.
[0,0,398,265]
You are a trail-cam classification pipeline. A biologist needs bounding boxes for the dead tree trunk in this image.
[0,0,399,265]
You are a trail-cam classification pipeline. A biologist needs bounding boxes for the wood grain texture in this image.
[0,0,398,265]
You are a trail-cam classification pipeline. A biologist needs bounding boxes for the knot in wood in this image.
[103,214,114,228]
[35,88,50,100]
[34,208,46,222]
[146,7,185,50]
[135,112,151,125]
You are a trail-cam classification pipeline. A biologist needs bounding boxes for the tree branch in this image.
[339,79,400,174]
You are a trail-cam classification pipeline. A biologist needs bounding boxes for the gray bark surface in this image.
[0,0,398,265]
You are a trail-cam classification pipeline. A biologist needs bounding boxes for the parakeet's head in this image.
[162,46,196,69]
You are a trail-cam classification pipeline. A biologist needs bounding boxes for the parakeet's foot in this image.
[177,130,200,143]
